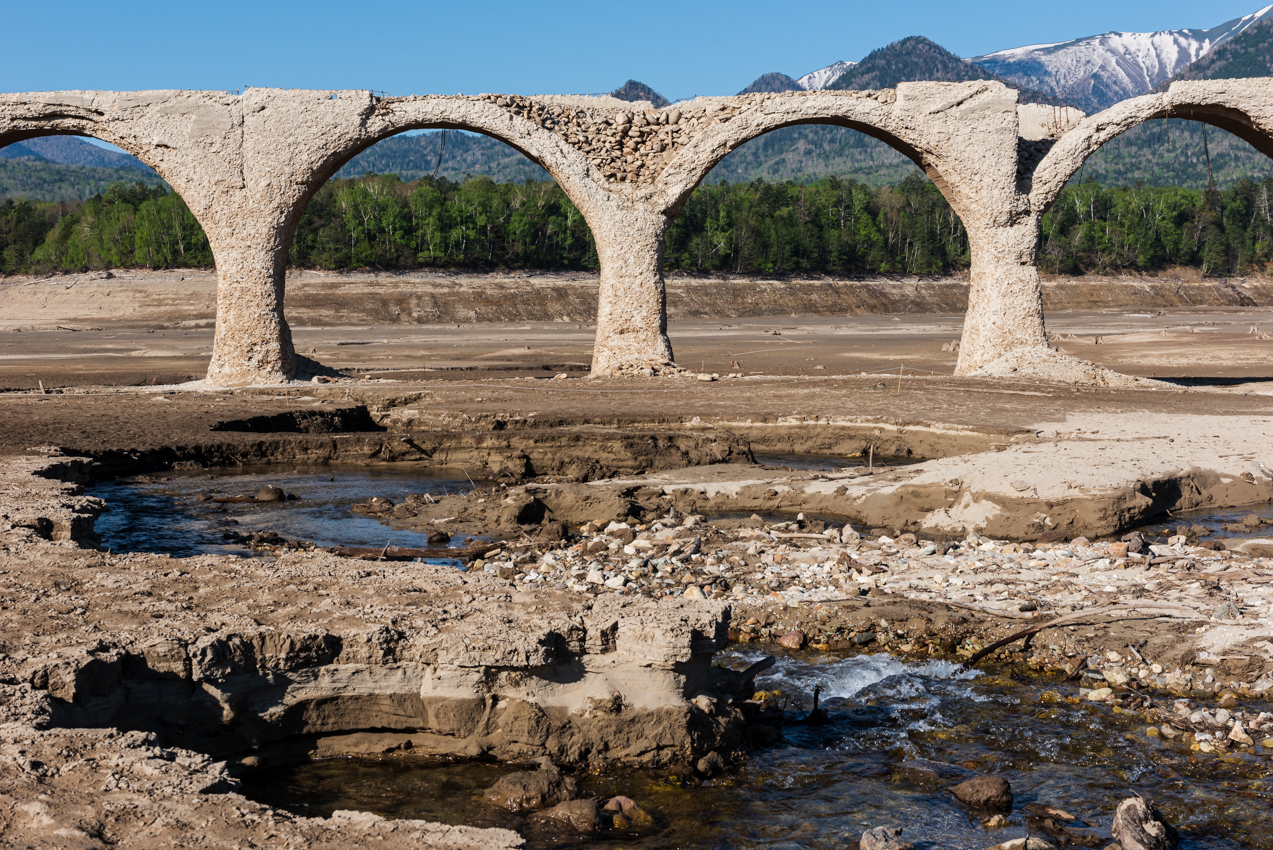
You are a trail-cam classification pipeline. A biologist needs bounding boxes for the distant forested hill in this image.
[13,137,156,172]
[0,136,163,202]
[0,160,166,203]
[337,132,548,183]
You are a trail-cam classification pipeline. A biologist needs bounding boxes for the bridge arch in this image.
[1030,80,1273,216]
[276,96,613,252]
[264,94,674,377]
[644,85,1032,374]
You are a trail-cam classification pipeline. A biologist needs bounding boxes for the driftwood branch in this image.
[328,543,502,562]
[961,603,1198,669]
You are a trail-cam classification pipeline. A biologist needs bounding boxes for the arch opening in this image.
[0,129,221,387]
[659,119,970,289]
[1036,105,1273,280]
[663,117,962,220]
[0,132,205,277]
[285,129,600,275]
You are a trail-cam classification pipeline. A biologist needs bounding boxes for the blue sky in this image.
[2,0,1266,99]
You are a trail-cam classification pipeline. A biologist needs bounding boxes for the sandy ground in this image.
[3,268,1273,388]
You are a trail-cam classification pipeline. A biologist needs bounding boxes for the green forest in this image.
[5,171,1273,278]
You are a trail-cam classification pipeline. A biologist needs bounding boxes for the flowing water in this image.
[241,650,1273,849]
[89,464,478,558]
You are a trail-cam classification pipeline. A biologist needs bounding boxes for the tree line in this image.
[5,171,1273,278]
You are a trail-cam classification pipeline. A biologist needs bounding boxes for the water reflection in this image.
[90,464,476,558]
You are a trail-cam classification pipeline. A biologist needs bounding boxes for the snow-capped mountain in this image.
[971,5,1273,111]
[797,61,857,91]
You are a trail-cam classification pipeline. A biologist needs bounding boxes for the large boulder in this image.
[1111,797,1178,850]
[481,762,578,812]
[950,775,1013,812]
[528,798,600,833]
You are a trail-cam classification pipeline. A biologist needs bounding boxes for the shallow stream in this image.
[241,650,1272,849]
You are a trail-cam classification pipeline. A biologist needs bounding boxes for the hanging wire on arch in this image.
[432,130,447,179]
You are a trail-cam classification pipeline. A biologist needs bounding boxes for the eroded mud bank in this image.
[0,454,760,848]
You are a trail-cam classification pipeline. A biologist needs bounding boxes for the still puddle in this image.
[1136,502,1273,546]
[90,464,477,558]
[242,650,1272,849]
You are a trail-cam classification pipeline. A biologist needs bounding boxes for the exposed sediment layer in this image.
[383,409,1273,543]
[7,270,1273,329]
[0,454,749,847]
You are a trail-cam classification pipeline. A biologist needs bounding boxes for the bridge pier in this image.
[955,218,1049,374]
[205,240,297,386]
[590,203,675,375]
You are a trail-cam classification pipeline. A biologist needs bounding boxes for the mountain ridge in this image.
[1164,9,1273,84]
[828,36,1007,91]
[970,5,1273,111]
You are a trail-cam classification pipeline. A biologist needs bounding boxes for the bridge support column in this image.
[955,218,1048,374]
[205,240,297,386]
[589,203,675,375]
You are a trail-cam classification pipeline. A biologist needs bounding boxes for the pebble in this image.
[778,630,806,650]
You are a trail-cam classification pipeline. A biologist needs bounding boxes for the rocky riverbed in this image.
[3,325,1273,846]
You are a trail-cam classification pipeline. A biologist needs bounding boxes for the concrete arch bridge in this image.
[3,79,1270,386]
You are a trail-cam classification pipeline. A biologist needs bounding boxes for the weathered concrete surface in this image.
[5,80,1273,386]
[0,452,748,847]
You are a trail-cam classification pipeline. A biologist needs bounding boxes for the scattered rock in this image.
[1229,722,1254,746]
[1102,666,1131,688]
[1211,602,1241,622]
[602,795,653,829]
[1023,803,1075,822]
[255,486,286,502]
[985,839,1056,850]
[528,798,599,833]
[778,630,806,650]
[860,826,915,850]
[481,762,578,812]
[696,750,726,778]
[1121,531,1146,554]
[1111,796,1178,850]
[950,775,1013,812]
